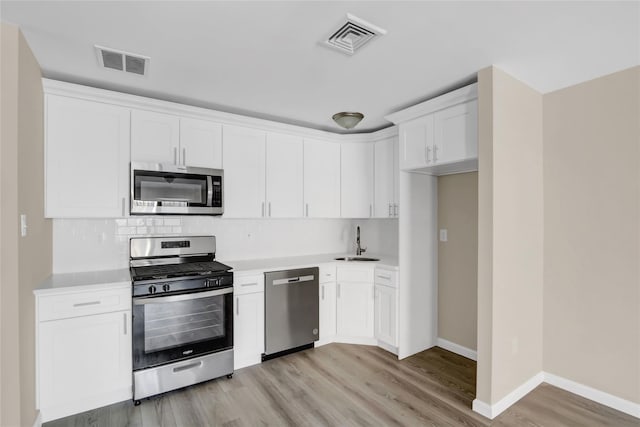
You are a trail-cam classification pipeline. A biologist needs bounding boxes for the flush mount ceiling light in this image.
[332,112,364,129]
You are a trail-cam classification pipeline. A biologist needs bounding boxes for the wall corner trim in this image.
[472,372,545,419]
[543,372,640,419]
[436,338,477,361]
[32,411,42,427]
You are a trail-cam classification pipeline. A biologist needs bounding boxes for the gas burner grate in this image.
[131,261,231,281]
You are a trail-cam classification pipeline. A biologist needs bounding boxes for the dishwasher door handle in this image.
[272,275,315,286]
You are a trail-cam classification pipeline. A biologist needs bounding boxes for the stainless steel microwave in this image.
[130,163,223,215]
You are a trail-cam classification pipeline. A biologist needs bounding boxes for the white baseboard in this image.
[32,410,42,427]
[436,337,477,361]
[376,340,398,355]
[472,372,544,419]
[544,372,640,419]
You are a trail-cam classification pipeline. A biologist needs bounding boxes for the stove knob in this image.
[162,284,171,292]
[204,279,212,288]
[148,285,156,294]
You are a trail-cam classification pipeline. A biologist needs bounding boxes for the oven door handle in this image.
[133,287,232,305]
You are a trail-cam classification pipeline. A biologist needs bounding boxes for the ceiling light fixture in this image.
[332,112,364,129]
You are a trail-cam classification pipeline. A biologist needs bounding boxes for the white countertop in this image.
[34,253,399,295]
[227,253,398,274]
[34,268,131,295]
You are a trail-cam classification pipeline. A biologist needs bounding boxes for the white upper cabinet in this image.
[399,115,434,170]
[131,111,222,168]
[130,110,180,164]
[265,132,303,218]
[303,139,341,218]
[433,99,478,164]
[374,137,399,218]
[385,83,478,175]
[222,125,266,218]
[341,142,374,218]
[45,95,130,218]
[179,117,223,169]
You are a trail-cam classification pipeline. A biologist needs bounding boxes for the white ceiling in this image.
[2,1,638,133]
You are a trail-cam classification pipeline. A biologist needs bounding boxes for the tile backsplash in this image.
[53,217,399,274]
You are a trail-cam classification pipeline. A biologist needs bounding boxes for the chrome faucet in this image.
[356,226,366,255]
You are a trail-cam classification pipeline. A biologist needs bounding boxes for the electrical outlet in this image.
[439,229,448,242]
[20,214,27,237]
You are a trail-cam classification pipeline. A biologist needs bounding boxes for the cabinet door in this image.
[234,292,264,369]
[319,281,336,344]
[265,132,303,218]
[375,285,397,347]
[393,137,400,217]
[399,115,434,170]
[179,118,222,169]
[222,125,266,218]
[46,95,130,218]
[130,109,180,164]
[374,137,395,218]
[340,143,374,218]
[336,282,374,338]
[433,100,478,164]
[303,139,341,218]
[39,311,131,420]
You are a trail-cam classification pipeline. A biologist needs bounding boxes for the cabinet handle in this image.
[182,148,186,166]
[394,204,398,217]
[261,202,265,217]
[388,203,392,217]
[337,283,341,298]
[240,282,258,287]
[377,275,391,280]
[322,285,325,300]
[433,145,438,162]
[73,301,100,307]
[236,297,239,315]
[121,197,125,217]
[268,202,271,217]
[123,312,127,335]
[369,204,372,218]
[173,147,178,165]
[306,203,309,217]
[426,146,432,163]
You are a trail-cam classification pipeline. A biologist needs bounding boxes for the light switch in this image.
[20,214,27,237]
[439,229,447,242]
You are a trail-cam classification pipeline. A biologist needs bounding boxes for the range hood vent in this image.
[324,14,387,55]
[95,45,149,76]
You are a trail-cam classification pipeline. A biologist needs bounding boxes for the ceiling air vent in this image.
[95,45,149,76]
[324,13,387,56]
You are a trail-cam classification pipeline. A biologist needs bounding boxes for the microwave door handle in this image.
[207,176,213,206]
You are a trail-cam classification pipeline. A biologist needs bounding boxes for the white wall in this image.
[53,218,398,273]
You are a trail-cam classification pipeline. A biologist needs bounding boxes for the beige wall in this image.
[543,66,640,404]
[437,172,478,351]
[0,22,52,426]
[476,66,544,404]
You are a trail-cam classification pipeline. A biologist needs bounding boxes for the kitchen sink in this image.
[334,257,380,262]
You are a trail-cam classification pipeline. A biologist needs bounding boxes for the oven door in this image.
[132,287,233,371]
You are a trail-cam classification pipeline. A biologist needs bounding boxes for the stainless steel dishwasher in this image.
[263,267,319,359]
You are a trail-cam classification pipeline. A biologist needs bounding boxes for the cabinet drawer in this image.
[38,287,130,321]
[319,264,336,283]
[234,274,264,295]
[374,269,397,288]
[337,266,374,283]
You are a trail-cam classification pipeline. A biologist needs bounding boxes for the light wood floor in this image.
[45,344,638,426]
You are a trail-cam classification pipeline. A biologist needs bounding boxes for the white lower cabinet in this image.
[318,264,337,346]
[374,285,397,348]
[233,274,265,369]
[36,286,132,423]
[336,265,375,342]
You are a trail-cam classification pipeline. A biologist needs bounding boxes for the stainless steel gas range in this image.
[129,236,234,404]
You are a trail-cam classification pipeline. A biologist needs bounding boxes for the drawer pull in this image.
[123,313,127,335]
[173,361,203,373]
[73,301,100,307]
[377,275,391,280]
[241,282,258,287]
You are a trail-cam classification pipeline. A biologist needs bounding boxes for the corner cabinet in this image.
[45,95,130,218]
[374,137,399,218]
[341,143,374,218]
[35,285,132,423]
[336,265,375,343]
[386,83,478,175]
